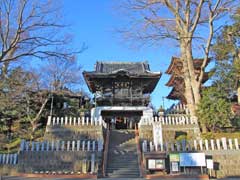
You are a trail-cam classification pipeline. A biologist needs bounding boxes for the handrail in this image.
[135,127,145,178]
[102,128,110,177]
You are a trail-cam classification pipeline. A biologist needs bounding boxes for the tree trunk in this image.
[180,37,207,132]
[180,40,196,116]
[238,86,240,105]
[184,38,202,105]
[201,123,208,133]
[31,96,49,137]
[0,62,9,79]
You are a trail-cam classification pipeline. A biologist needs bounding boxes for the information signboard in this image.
[171,162,179,172]
[169,153,180,162]
[206,159,213,169]
[148,159,165,170]
[180,153,206,167]
[153,123,163,150]
[155,159,165,169]
[148,159,155,169]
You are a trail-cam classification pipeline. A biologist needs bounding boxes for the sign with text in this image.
[155,159,165,169]
[148,159,155,169]
[153,123,163,150]
[206,159,213,169]
[180,153,206,167]
[171,162,179,172]
[148,159,165,170]
[169,153,180,162]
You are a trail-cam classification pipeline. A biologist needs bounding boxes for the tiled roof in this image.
[95,61,150,73]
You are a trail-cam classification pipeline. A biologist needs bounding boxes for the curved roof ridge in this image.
[96,61,148,64]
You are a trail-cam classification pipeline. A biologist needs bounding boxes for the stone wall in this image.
[44,116,105,141]
[206,150,240,178]
[139,125,152,141]
[141,137,240,178]
[17,139,103,174]
[18,151,101,174]
[0,165,18,176]
[139,124,200,143]
[0,116,107,176]
[44,125,103,141]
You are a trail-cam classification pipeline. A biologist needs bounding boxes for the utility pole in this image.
[162,96,165,110]
[50,84,54,116]
[50,94,54,116]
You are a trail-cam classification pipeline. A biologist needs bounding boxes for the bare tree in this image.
[0,0,79,78]
[119,0,237,122]
[40,56,83,92]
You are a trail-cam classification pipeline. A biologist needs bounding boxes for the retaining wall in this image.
[139,123,200,143]
[44,116,105,141]
[142,137,240,178]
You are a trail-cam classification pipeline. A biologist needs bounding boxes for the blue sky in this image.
[62,0,180,109]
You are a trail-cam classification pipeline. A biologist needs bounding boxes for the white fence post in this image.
[211,139,215,150]
[98,140,103,151]
[61,141,65,151]
[52,117,56,125]
[47,116,51,126]
[234,138,239,150]
[72,141,75,151]
[91,153,95,173]
[65,117,68,125]
[56,117,59,125]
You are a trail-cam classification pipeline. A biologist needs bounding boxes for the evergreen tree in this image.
[197,87,232,132]
[197,9,239,132]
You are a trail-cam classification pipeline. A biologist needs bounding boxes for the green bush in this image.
[197,86,232,132]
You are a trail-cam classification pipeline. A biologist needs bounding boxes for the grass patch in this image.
[201,132,240,140]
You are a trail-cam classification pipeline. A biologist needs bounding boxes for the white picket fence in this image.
[142,137,240,152]
[166,103,190,114]
[47,116,107,128]
[172,103,187,111]
[0,153,18,165]
[139,116,198,126]
[20,139,103,152]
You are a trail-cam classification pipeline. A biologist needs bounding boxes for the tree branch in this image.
[198,0,221,86]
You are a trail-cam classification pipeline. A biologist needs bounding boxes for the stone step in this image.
[106,165,139,169]
[107,170,139,173]
[107,173,140,178]
[107,155,137,159]
[107,129,139,178]
[108,150,137,154]
[108,147,137,151]
[106,163,139,167]
[108,151,137,155]
[107,163,139,167]
[109,147,137,150]
[108,155,137,158]
[108,157,138,161]
[108,172,139,176]
[107,167,139,171]
[107,172,139,176]
[109,145,137,148]
[108,156,138,160]
[107,166,139,169]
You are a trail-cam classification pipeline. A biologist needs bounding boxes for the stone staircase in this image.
[106,129,140,178]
